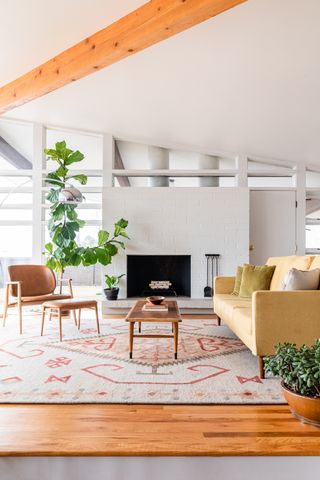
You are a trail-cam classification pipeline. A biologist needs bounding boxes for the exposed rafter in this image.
[0,136,32,169]
[0,0,246,114]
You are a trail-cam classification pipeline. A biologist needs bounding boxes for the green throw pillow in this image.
[232,265,244,296]
[239,264,276,298]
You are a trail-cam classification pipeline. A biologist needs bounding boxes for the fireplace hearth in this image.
[127,255,191,298]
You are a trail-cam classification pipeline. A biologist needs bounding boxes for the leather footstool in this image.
[41,298,100,341]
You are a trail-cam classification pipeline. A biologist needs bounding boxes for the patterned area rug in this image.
[0,312,283,403]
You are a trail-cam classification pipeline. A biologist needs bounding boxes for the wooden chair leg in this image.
[78,309,81,330]
[18,304,22,335]
[3,284,9,327]
[17,282,22,334]
[41,307,46,336]
[58,308,62,342]
[138,322,141,333]
[73,310,77,326]
[95,304,100,334]
[258,356,265,379]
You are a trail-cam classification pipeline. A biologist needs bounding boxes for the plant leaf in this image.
[65,150,85,165]
[98,230,110,245]
[66,174,88,185]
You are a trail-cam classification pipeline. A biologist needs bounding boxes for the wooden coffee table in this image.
[125,300,182,359]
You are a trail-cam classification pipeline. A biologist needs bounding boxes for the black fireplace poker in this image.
[204,254,220,297]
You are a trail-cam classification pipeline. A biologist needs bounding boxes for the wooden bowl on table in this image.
[146,296,165,305]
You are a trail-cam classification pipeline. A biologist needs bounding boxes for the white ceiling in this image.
[2,0,320,165]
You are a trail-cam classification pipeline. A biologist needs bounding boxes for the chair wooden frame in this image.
[3,277,74,334]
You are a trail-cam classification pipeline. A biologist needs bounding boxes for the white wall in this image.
[103,187,249,298]
[1,456,320,480]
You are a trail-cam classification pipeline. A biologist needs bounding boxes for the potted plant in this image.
[264,340,320,426]
[104,274,125,300]
[44,141,129,279]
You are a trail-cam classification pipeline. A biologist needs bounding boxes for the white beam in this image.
[294,164,306,254]
[32,123,46,264]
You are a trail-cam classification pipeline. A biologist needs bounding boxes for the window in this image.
[0,120,33,285]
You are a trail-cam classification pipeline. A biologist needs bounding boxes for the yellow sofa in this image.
[214,256,320,378]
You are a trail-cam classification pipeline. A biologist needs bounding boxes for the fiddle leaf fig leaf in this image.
[98,230,110,245]
[45,242,53,253]
[45,173,64,188]
[95,248,111,266]
[67,174,88,185]
[115,218,128,229]
[65,150,85,165]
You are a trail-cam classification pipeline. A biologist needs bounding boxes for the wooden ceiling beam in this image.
[0,0,246,114]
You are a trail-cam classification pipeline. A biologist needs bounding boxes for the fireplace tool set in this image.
[204,254,220,297]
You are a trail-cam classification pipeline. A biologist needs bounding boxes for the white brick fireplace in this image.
[103,187,249,309]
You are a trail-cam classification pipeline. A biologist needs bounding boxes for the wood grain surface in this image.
[0,404,319,456]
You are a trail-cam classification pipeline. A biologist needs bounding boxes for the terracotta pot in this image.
[281,381,320,427]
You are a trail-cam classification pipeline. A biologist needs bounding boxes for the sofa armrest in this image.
[252,290,320,356]
[214,276,235,294]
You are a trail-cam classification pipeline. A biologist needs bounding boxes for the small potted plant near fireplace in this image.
[104,274,125,300]
[264,340,320,427]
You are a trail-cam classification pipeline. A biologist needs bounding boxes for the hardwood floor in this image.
[0,310,318,456]
[0,404,319,456]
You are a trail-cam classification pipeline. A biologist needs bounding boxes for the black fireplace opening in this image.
[127,255,191,297]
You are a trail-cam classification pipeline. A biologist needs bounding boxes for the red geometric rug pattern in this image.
[0,314,283,404]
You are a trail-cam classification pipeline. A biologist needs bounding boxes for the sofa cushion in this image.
[239,264,276,298]
[266,256,314,290]
[281,268,320,290]
[309,256,320,271]
[214,294,251,322]
[232,265,244,296]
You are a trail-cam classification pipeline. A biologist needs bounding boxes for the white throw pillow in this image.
[281,268,320,291]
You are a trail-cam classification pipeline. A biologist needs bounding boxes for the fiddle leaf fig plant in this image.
[264,340,320,398]
[44,141,129,277]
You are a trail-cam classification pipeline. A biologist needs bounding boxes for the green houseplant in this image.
[264,340,320,426]
[104,274,125,300]
[44,141,129,286]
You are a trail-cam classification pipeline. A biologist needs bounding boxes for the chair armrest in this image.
[214,276,235,294]
[5,281,22,300]
[252,290,320,356]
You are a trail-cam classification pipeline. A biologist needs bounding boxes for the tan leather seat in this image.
[43,298,97,309]
[16,294,72,305]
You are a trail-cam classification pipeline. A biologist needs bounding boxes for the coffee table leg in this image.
[173,322,178,359]
[139,322,141,333]
[129,321,134,359]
